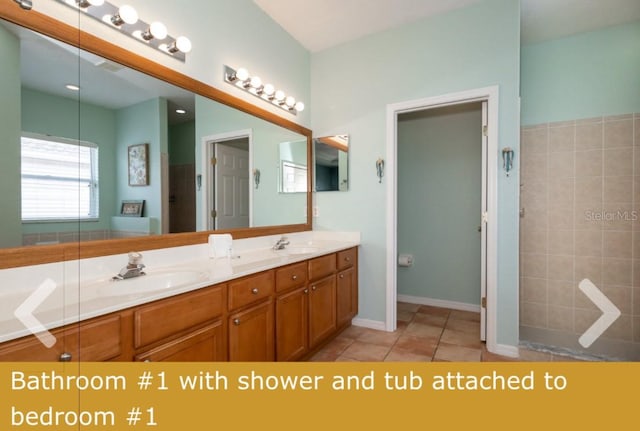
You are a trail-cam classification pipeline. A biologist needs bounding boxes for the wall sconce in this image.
[502,147,514,177]
[253,169,261,189]
[376,158,385,183]
[224,65,305,115]
[58,0,192,61]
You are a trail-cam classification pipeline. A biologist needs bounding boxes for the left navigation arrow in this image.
[14,278,58,348]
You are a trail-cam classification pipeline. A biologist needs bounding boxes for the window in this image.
[281,161,307,193]
[21,134,99,221]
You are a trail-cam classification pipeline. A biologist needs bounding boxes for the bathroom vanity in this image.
[0,234,359,362]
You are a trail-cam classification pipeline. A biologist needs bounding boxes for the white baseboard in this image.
[397,294,481,313]
[490,343,519,358]
[351,317,387,331]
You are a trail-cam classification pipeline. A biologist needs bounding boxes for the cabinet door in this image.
[276,286,308,361]
[228,300,274,362]
[0,328,66,361]
[67,314,123,362]
[135,321,225,362]
[336,267,358,328]
[308,275,336,348]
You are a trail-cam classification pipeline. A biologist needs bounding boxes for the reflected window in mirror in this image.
[278,139,308,193]
[314,135,349,192]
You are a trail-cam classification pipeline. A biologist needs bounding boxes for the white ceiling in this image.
[254,0,640,51]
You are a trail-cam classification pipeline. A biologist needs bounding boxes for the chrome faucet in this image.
[113,252,146,280]
[273,236,290,250]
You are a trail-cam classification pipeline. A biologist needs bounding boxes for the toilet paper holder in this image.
[398,254,414,267]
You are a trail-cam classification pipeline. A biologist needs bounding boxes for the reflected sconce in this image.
[196,174,202,191]
[502,147,514,177]
[12,0,33,10]
[253,169,261,189]
[224,65,305,115]
[58,0,192,61]
[376,158,385,183]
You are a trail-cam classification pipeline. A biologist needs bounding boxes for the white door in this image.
[480,100,488,341]
[214,144,250,229]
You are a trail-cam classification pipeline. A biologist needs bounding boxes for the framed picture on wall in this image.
[128,143,149,186]
[120,200,145,217]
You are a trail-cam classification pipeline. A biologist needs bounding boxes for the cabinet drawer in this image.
[276,262,307,292]
[68,314,122,361]
[135,321,225,362]
[228,270,274,311]
[308,254,336,281]
[337,248,357,270]
[134,284,224,348]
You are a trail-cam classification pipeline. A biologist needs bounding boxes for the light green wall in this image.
[0,24,21,248]
[521,21,640,125]
[21,88,118,235]
[311,0,521,345]
[195,96,307,229]
[169,120,196,166]
[116,98,168,234]
[397,104,482,305]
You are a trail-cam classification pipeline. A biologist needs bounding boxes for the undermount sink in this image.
[92,270,208,297]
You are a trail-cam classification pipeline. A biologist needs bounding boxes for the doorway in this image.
[386,86,499,352]
[201,130,253,231]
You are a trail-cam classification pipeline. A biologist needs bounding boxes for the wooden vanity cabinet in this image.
[227,270,275,361]
[308,274,337,348]
[336,248,358,328]
[275,262,309,361]
[135,322,224,362]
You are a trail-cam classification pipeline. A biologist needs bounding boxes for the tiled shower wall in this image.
[520,113,640,360]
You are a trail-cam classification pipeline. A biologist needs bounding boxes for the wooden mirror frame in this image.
[0,2,313,269]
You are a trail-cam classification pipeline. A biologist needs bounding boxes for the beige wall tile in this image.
[520,229,547,254]
[575,256,603,285]
[548,305,574,332]
[548,229,574,256]
[575,204,603,231]
[548,177,575,207]
[634,149,640,176]
[633,317,640,343]
[603,176,633,203]
[548,255,574,282]
[575,230,603,257]
[605,114,633,122]
[548,204,574,230]
[574,308,601,334]
[604,148,633,177]
[521,253,547,278]
[575,177,603,204]
[521,277,547,303]
[635,176,640,208]
[575,284,599,310]
[601,314,632,341]
[521,302,547,328]
[575,150,603,177]
[604,119,633,148]
[602,258,632,286]
[521,152,547,181]
[634,232,640,260]
[549,125,575,152]
[521,205,548,232]
[635,118,640,146]
[548,280,574,307]
[602,203,633,231]
[634,260,640,287]
[521,127,548,155]
[603,231,632,258]
[548,151,575,178]
[575,121,603,151]
[521,180,547,207]
[601,285,632,314]
[632,287,640,315]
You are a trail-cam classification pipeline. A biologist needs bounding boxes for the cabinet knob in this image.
[292,275,298,280]
[340,274,344,279]
[233,318,241,326]
[144,359,152,363]
[59,352,72,362]
[311,285,317,291]
[303,289,309,294]
[345,257,351,262]
[251,288,259,294]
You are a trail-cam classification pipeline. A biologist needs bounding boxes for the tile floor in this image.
[310,302,583,362]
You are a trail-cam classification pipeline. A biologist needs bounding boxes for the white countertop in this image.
[0,231,360,344]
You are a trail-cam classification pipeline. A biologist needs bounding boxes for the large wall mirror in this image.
[0,5,312,268]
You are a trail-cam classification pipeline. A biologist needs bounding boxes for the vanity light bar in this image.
[57,0,191,62]
[224,65,304,116]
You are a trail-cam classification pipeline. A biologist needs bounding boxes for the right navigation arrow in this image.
[578,278,621,348]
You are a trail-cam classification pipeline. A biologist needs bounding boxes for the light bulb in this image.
[294,101,305,112]
[175,36,192,53]
[250,76,262,89]
[263,84,275,97]
[235,68,249,81]
[275,90,285,101]
[285,96,296,108]
[111,5,138,26]
[149,21,168,40]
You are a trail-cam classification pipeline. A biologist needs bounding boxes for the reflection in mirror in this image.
[0,17,309,251]
[314,135,349,192]
[278,139,308,193]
